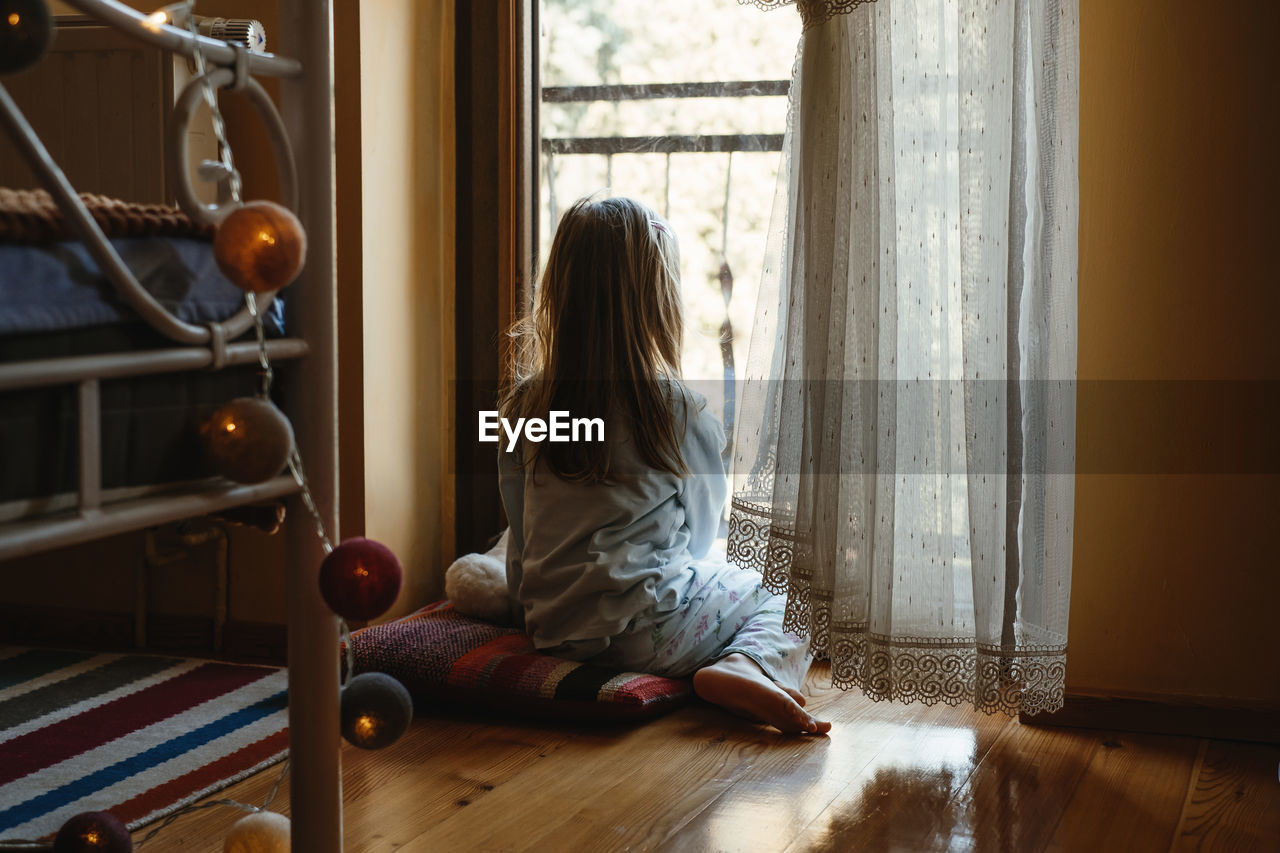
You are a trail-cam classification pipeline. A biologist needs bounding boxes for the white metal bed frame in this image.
[0,1,343,849]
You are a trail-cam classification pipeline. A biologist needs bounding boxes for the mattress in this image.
[0,237,283,336]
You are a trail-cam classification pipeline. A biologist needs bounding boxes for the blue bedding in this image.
[0,236,284,336]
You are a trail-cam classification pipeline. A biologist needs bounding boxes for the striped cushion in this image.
[347,602,692,721]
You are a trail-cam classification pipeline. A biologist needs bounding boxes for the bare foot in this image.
[692,654,832,735]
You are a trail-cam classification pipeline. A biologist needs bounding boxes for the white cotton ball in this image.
[224,811,290,853]
[445,553,511,624]
[445,529,512,624]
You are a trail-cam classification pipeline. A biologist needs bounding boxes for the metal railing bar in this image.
[0,475,301,562]
[543,134,785,156]
[542,80,789,102]
[77,379,101,513]
[62,0,302,78]
[0,480,242,524]
[0,338,310,393]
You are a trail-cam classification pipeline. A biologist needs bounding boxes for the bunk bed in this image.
[0,1,342,849]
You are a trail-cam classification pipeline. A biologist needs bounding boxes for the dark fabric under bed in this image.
[0,325,285,504]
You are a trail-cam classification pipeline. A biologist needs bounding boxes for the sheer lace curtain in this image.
[729,0,1079,715]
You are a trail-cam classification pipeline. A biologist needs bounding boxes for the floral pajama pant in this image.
[588,557,813,692]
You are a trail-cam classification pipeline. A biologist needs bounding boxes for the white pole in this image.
[277,1,343,850]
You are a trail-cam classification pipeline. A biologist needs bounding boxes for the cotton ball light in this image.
[0,0,53,75]
[318,537,402,621]
[53,810,132,853]
[202,396,294,484]
[223,811,290,853]
[214,200,306,293]
[340,672,413,750]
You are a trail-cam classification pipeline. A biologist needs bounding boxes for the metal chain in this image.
[245,292,275,396]
[287,448,334,555]
[176,0,242,203]
[286,447,346,687]
[340,619,355,688]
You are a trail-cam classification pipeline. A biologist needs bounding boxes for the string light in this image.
[141,10,168,31]
[340,673,413,751]
[213,200,306,294]
[141,2,189,33]
[170,0,418,792]
[202,396,295,484]
[52,811,132,853]
[223,812,290,853]
[0,0,53,75]
[319,538,404,622]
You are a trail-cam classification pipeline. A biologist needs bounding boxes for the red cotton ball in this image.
[213,200,306,293]
[318,538,403,621]
[54,811,133,853]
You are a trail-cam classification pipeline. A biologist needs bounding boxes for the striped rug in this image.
[0,647,288,842]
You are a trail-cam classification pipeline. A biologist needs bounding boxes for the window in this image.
[537,0,801,444]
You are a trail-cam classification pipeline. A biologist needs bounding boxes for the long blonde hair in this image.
[500,196,686,483]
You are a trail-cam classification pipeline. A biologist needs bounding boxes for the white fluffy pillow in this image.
[444,529,512,625]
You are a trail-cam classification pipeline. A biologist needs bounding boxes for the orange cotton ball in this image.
[202,397,295,484]
[213,200,306,293]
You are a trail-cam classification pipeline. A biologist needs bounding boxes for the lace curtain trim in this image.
[728,497,1068,716]
[739,0,880,31]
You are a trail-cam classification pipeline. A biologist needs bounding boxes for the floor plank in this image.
[341,720,588,852]
[655,667,939,852]
[1044,730,1200,852]
[397,705,784,851]
[1171,740,1280,852]
[939,716,1099,852]
[775,701,1011,853]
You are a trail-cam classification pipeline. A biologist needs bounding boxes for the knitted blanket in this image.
[0,188,213,243]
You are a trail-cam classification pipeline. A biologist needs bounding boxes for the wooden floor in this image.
[167,663,1280,852]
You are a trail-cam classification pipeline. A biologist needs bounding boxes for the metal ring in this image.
[168,67,299,227]
[229,44,251,93]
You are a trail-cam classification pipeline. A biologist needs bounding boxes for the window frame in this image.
[453,0,537,555]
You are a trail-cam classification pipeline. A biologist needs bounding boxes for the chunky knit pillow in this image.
[346,601,692,722]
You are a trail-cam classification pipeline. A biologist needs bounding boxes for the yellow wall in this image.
[354,0,456,615]
[1070,0,1279,702]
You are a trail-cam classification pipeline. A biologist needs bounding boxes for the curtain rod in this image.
[62,0,302,78]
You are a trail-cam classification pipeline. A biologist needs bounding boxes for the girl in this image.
[499,196,830,735]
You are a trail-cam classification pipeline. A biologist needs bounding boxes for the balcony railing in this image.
[541,80,789,156]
